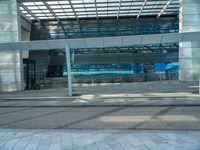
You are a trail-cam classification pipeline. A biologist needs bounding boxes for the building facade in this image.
[1,0,198,91]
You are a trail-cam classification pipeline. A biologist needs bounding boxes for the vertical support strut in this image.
[65,43,72,96]
[199,73,200,95]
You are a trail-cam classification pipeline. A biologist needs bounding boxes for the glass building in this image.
[2,0,194,91]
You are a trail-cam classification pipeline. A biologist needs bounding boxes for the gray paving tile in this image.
[0,139,19,150]
[24,144,38,150]
[61,145,73,150]
[36,145,49,150]
[49,144,61,150]
[0,129,200,150]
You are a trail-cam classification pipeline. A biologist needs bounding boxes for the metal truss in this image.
[19,0,179,21]
[157,0,173,18]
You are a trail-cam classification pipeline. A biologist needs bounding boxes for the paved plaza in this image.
[0,81,200,107]
[0,129,200,150]
[0,106,199,130]
[0,81,200,149]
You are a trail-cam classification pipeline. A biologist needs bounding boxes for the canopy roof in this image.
[0,32,199,51]
[19,0,179,21]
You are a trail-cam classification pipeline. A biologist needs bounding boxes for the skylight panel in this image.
[84,4,95,7]
[73,4,85,8]
[42,10,50,13]
[98,14,108,17]
[23,2,35,6]
[86,12,96,15]
[98,11,107,14]
[59,1,69,4]
[61,5,71,8]
[108,3,119,7]
[86,8,95,11]
[97,7,107,11]
[83,0,94,3]
[97,3,107,7]
[96,0,107,2]
[35,14,46,17]
[26,14,31,17]
[127,13,137,16]
[48,16,55,19]
[55,13,66,16]
[20,0,179,21]
[57,16,67,18]
[129,10,139,13]
[66,12,75,15]
[168,5,178,8]
[21,10,28,14]
[50,5,62,9]
[78,15,88,18]
[108,10,117,13]
[38,16,48,19]
[68,16,76,18]
[45,13,53,16]
[145,5,159,9]
[47,1,59,5]
[31,10,42,13]
[76,12,87,15]
[143,9,156,13]
[119,14,128,16]
[75,8,85,11]
[20,7,24,11]
[108,0,118,2]
[71,0,82,4]
[165,9,178,11]
[38,6,47,9]
[107,14,116,17]
[121,2,132,6]
[108,7,117,10]
[35,2,44,5]
[53,9,64,12]
[27,6,38,10]
[87,14,96,17]
[146,1,157,5]
[119,10,129,13]
[63,9,73,12]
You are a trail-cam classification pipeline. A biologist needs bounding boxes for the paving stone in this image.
[0,129,199,150]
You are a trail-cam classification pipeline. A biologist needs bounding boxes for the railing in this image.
[73,72,178,86]
[31,72,178,90]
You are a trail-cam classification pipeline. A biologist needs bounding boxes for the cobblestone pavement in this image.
[0,129,199,150]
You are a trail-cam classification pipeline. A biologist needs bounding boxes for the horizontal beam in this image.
[0,32,200,51]
[73,53,178,64]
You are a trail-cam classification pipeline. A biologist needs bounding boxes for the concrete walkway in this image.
[0,129,199,150]
[0,106,199,130]
[0,80,200,106]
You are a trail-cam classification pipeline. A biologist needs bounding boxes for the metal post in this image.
[65,43,72,96]
[199,72,200,95]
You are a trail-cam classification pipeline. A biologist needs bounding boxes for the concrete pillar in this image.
[21,16,31,58]
[65,43,72,96]
[0,0,24,91]
[179,0,200,81]
[21,28,30,58]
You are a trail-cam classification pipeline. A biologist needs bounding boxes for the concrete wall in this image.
[0,0,24,91]
[21,27,31,58]
[179,0,200,81]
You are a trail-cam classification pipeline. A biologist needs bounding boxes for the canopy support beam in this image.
[65,43,72,96]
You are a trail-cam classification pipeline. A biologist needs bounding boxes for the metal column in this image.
[65,43,72,96]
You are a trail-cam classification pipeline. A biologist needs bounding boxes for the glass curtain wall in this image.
[30,16,179,86]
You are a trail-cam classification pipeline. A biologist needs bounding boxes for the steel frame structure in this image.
[19,0,178,21]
